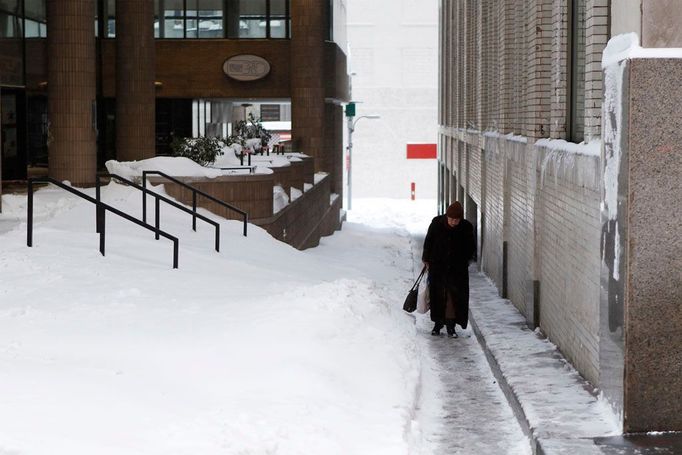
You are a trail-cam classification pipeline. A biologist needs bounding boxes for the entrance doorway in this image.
[1,88,26,180]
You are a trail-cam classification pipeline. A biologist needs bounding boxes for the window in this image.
[193,0,224,38]
[155,0,289,39]
[237,0,266,38]
[568,0,586,143]
[24,0,46,38]
[268,0,288,39]
[162,0,185,38]
[0,0,21,38]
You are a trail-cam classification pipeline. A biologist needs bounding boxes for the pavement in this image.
[409,233,682,455]
[468,269,682,455]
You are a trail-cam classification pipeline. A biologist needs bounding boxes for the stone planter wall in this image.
[252,174,340,250]
[150,174,274,220]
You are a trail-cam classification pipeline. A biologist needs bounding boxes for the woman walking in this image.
[421,201,476,337]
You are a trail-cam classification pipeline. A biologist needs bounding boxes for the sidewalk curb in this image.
[469,310,542,454]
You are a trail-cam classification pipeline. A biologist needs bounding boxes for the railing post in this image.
[215,225,220,252]
[192,191,197,231]
[99,209,106,256]
[155,197,160,240]
[27,179,33,247]
[142,171,147,224]
[173,239,179,269]
[95,176,102,234]
[243,214,248,237]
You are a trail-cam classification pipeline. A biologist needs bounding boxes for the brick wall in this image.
[584,0,609,141]
[507,147,536,319]
[481,147,505,290]
[437,0,609,387]
[534,147,601,384]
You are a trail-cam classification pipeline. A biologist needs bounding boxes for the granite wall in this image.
[621,58,682,432]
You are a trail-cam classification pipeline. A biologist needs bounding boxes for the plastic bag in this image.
[416,276,430,314]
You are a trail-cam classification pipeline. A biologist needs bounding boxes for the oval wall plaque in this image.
[223,54,271,81]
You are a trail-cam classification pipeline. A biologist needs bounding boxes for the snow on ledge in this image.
[483,131,528,144]
[534,138,601,157]
[602,32,682,69]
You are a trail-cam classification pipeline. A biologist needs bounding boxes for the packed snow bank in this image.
[0,188,429,454]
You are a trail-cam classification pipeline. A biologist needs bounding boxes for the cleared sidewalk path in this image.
[412,316,532,454]
[468,270,623,454]
[467,270,682,454]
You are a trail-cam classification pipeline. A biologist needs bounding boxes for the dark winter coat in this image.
[421,215,476,328]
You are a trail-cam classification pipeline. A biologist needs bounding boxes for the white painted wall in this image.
[345,0,438,201]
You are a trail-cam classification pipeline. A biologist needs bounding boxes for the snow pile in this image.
[0,187,429,454]
[105,156,224,181]
[273,184,290,214]
[290,187,303,202]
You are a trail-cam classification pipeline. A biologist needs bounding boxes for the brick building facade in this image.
[440,0,682,432]
[0,0,349,207]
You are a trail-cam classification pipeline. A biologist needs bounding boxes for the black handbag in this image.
[403,266,427,313]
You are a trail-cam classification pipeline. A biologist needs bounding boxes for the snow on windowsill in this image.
[482,131,528,144]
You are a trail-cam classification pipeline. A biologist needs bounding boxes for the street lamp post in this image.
[346,113,380,210]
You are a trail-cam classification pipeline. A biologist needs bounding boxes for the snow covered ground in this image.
[0,185,533,454]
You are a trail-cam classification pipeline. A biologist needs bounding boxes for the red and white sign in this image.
[406,143,437,159]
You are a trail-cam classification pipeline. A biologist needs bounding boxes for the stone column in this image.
[324,103,343,196]
[600,56,682,433]
[116,0,156,161]
[47,0,97,186]
[290,0,326,172]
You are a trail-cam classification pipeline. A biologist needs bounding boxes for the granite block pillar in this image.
[291,0,326,172]
[116,0,156,161]
[600,57,682,433]
[47,0,97,186]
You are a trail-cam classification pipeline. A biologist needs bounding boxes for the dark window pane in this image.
[164,0,184,17]
[199,0,223,16]
[0,0,19,14]
[186,0,198,17]
[570,0,586,142]
[24,0,46,22]
[0,12,20,37]
[271,0,286,16]
[240,0,266,15]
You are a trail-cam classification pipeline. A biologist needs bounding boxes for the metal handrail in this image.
[212,166,256,174]
[99,174,221,252]
[142,170,248,237]
[27,177,179,269]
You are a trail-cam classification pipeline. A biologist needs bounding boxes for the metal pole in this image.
[192,191,197,231]
[27,180,33,247]
[347,117,353,210]
[142,172,147,223]
[155,198,160,240]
